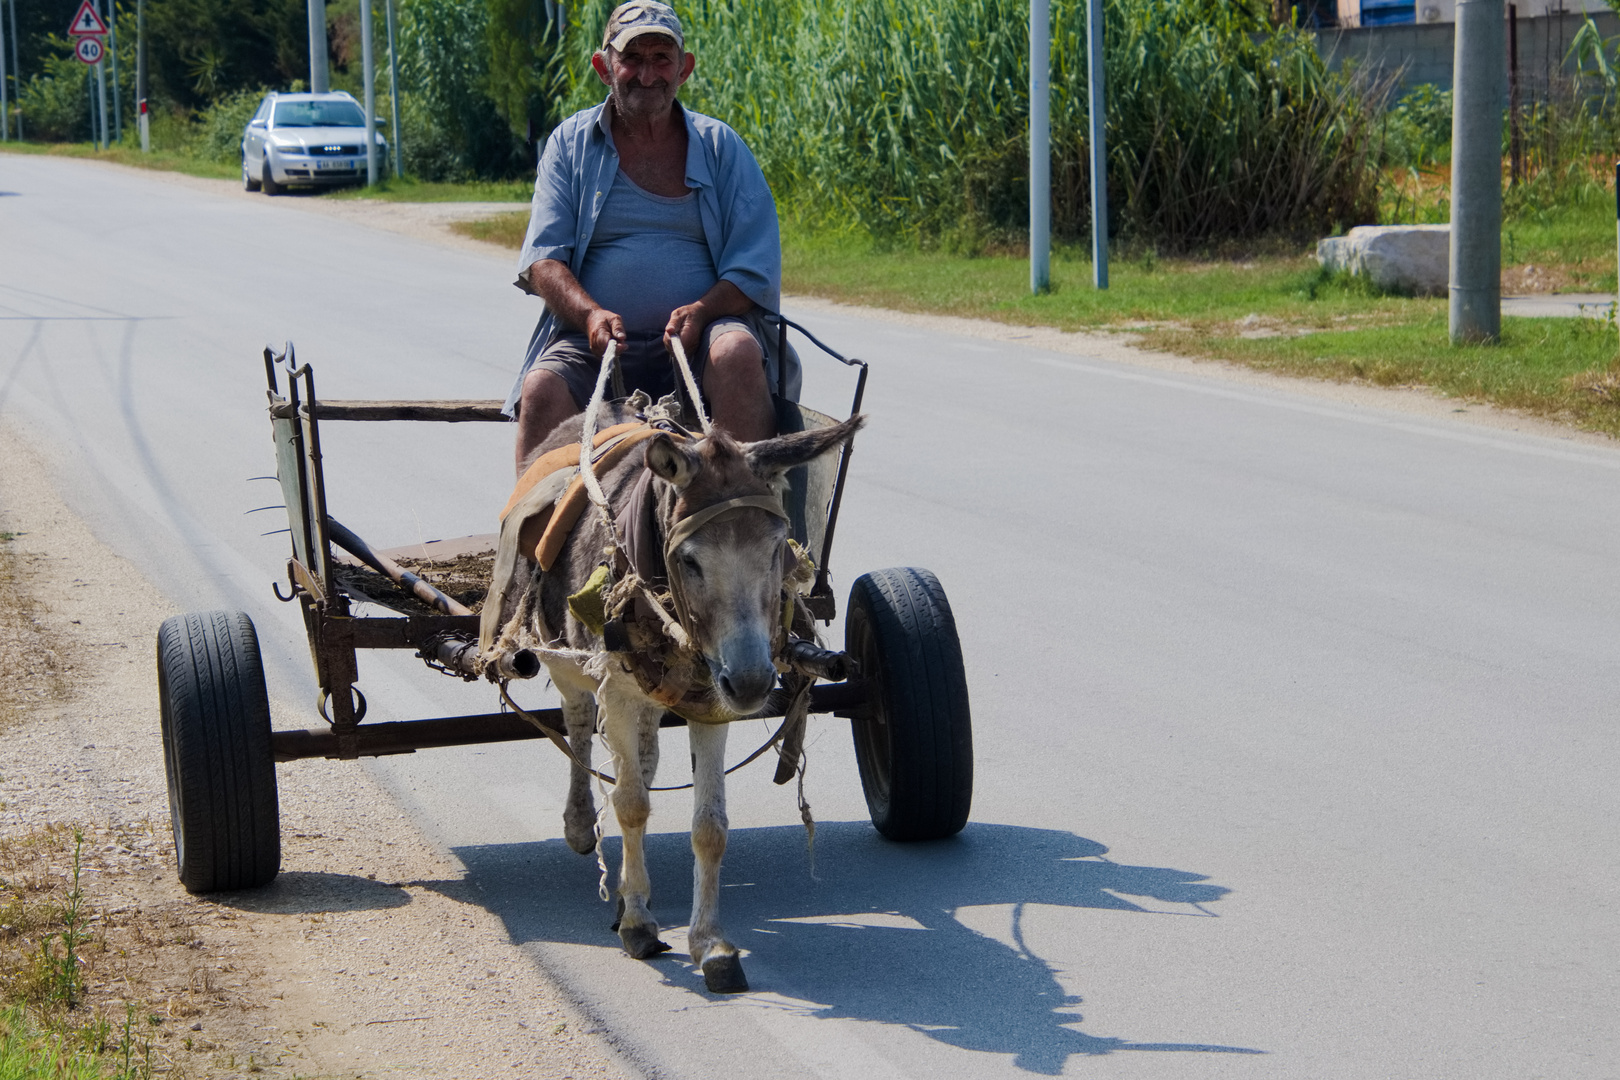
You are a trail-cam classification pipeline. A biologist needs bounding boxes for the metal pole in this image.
[95,37,108,149]
[385,0,401,178]
[308,0,328,93]
[137,0,147,151]
[1449,0,1505,344]
[1614,161,1618,315]
[361,0,376,185]
[1508,3,1520,186]
[1,0,10,142]
[1086,0,1108,289]
[8,0,20,138]
[108,0,120,142]
[1029,0,1050,294]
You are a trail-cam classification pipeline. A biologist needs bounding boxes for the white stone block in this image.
[1316,224,1451,297]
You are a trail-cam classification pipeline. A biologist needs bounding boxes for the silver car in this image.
[241,91,387,194]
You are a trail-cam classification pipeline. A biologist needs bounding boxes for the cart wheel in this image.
[156,611,281,893]
[845,568,972,840]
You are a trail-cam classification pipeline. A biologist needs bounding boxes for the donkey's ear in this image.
[745,414,866,480]
[645,433,700,489]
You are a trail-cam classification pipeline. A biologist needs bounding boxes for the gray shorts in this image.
[532,317,761,412]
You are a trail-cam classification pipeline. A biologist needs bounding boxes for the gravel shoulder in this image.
[0,419,631,1080]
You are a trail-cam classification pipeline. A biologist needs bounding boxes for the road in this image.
[4,154,1619,1079]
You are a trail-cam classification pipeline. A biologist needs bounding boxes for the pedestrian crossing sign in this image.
[68,1,109,36]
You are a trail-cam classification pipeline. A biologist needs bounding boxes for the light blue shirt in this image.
[578,172,715,333]
[506,98,793,416]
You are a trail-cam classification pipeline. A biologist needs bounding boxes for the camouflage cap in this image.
[602,1,685,53]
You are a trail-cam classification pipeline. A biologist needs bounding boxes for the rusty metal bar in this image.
[349,614,482,649]
[782,639,854,682]
[271,680,871,760]
[269,399,508,423]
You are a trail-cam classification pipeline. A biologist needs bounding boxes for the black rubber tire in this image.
[156,611,281,892]
[242,158,260,191]
[261,163,281,196]
[845,567,973,840]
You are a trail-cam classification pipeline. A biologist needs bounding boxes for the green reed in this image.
[558,0,1386,251]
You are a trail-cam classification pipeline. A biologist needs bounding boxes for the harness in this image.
[484,339,821,792]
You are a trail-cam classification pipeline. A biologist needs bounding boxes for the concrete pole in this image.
[1086,0,1108,289]
[8,0,21,138]
[1,0,10,142]
[108,0,121,143]
[1029,0,1051,294]
[1449,0,1505,344]
[308,0,328,93]
[385,0,401,178]
[95,49,108,148]
[137,0,147,151]
[361,0,376,185]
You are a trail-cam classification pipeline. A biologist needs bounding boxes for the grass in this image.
[0,141,531,202]
[0,140,238,181]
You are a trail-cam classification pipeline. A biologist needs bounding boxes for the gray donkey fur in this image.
[520,400,863,993]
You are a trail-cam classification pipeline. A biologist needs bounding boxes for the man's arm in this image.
[664,280,754,359]
[529,259,627,356]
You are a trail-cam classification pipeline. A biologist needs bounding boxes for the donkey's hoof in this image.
[564,830,597,856]
[701,954,749,994]
[620,924,672,960]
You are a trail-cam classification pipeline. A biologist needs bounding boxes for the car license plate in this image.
[314,159,351,171]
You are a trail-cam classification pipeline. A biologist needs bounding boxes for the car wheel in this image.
[261,163,282,196]
[243,157,261,192]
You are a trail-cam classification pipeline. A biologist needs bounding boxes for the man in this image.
[504,0,793,475]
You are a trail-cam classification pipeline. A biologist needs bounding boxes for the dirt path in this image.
[0,419,631,1079]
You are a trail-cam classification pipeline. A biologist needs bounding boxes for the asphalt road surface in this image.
[5,155,1619,1079]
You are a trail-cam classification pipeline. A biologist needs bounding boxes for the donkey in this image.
[519,404,862,993]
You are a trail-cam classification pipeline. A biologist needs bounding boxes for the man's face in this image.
[593,35,695,123]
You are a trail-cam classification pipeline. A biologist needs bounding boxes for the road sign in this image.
[68,1,109,36]
[75,36,103,64]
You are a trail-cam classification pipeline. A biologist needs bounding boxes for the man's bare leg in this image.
[705,331,774,443]
[515,368,582,476]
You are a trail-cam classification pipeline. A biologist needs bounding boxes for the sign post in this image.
[68,0,110,149]
[137,0,148,151]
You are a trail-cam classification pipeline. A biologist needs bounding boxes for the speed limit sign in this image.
[75,36,103,64]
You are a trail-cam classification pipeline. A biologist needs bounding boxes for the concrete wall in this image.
[1313,9,1619,92]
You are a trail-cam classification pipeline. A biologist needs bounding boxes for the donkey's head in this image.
[645,416,865,717]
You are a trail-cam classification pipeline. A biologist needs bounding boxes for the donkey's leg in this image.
[688,722,747,992]
[560,687,599,855]
[599,677,670,960]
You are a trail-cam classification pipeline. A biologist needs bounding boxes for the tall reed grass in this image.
[558,0,1386,251]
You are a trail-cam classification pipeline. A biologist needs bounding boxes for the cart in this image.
[155,320,973,893]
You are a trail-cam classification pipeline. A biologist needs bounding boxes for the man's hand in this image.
[664,300,710,361]
[663,280,755,361]
[586,308,628,356]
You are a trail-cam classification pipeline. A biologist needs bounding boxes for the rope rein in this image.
[501,336,797,792]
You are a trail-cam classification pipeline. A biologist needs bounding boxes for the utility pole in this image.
[1,0,10,142]
[361,0,376,185]
[1448,0,1505,343]
[8,0,21,138]
[137,0,147,151]
[1029,0,1050,294]
[385,0,401,177]
[109,0,121,143]
[1086,0,1108,289]
[308,0,328,93]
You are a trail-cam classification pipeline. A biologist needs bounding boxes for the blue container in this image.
[1360,0,1416,24]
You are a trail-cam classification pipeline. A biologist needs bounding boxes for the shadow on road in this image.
[213,869,413,914]
[447,821,1262,1073]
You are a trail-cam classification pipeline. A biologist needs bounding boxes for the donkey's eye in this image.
[680,553,703,577]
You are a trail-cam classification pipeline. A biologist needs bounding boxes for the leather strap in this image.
[663,495,788,560]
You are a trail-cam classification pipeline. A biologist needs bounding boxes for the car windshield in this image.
[272,100,365,128]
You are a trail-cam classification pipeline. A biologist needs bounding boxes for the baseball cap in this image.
[602,1,685,53]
